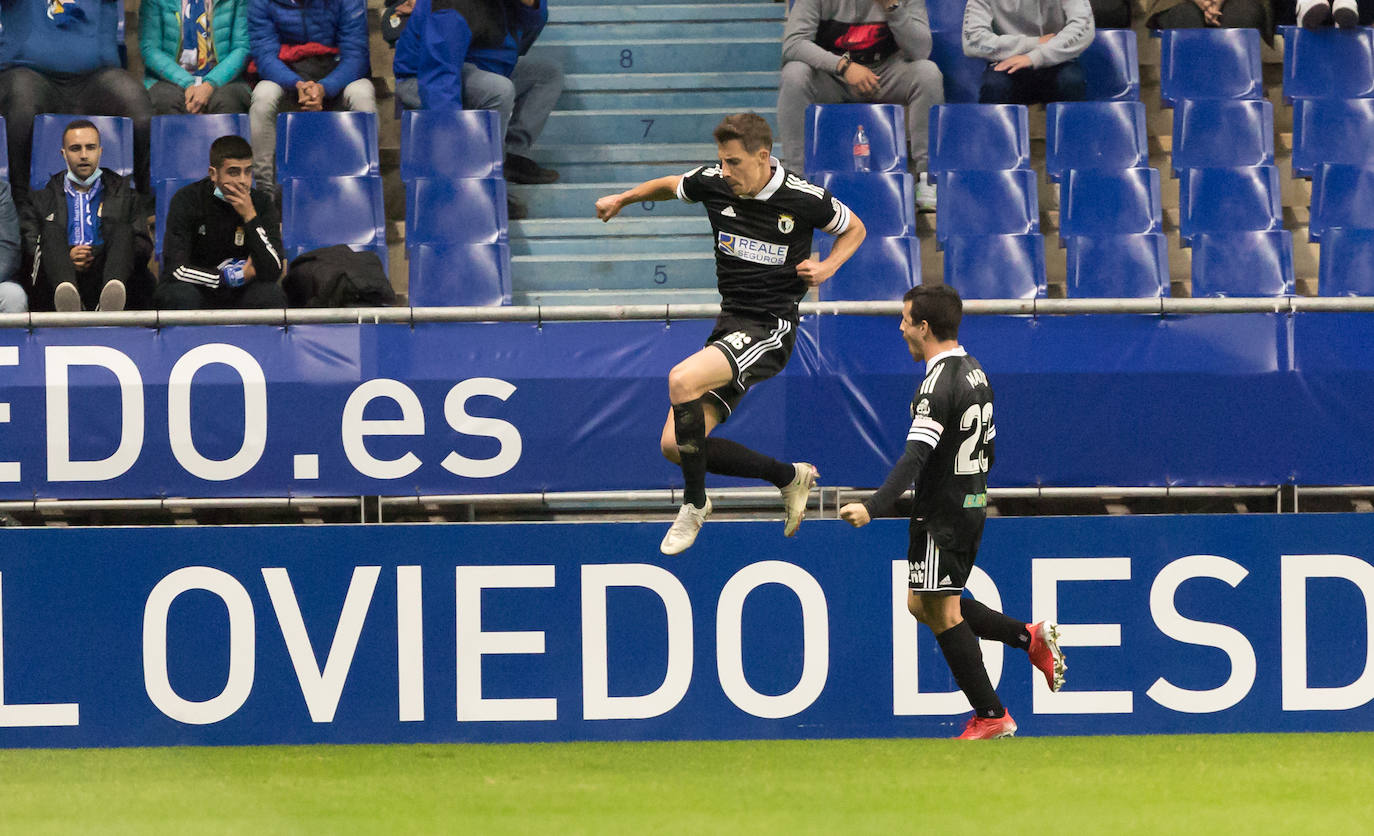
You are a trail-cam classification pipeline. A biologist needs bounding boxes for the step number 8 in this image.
[620,49,633,68]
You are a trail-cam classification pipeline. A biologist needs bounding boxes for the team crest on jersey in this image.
[778,213,795,234]
[915,398,931,417]
[718,232,788,266]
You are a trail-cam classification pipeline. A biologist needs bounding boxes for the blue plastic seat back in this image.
[1190,230,1294,297]
[1291,98,1374,178]
[935,168,1039,243]
[804,104,907,174]
[1064,234,1168,298]
[927,0,966,32]
[1159,28,1263,107]
[150,114,251,184]
[928,104,1030,180]
[943,233,1047,299]
[408,241,512,306]
[30,114,134,192]
[929,28,988,104]
[1079,29,1141,101]
[405,177,509,245]
[813,233,920,301]
[1178,165,1283,241]
[1045,101,1148,182]
[807,171,915,237]
[1280,25,1374,101]
[1171,99,1274,175]
[154,177,203,259]
[281,176,386,251]
[1319,228,1374,296]
[400,108,504,181]
[275,111,380,179]
[1310,163,1374,242]
[1061,167,1163,237]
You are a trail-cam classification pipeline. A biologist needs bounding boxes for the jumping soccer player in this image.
[595,112,866,555]
[839,284,1066,739]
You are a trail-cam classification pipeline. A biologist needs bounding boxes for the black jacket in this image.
[20,169,152,310]
[161,178,285,292]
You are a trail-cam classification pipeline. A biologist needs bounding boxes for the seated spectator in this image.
[248,0,376,192]
[155,135,286,309]
[777,0,943,212]
[392,0,564,217]
[1146,0,1271,39]
[140,0,254,114]
[0,0,153,204]
[0,180,23,314]
[20,121,153,312]
[964,0,1094,105]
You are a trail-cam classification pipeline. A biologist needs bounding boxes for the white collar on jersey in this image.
[745,157,786,201]
[924,345,968,370]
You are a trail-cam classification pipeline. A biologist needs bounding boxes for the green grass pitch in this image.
[4,733,1372,834]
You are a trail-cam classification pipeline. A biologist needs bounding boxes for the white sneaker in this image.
[53,281,81,312]
[780,462,818,537]
[661,498,711,555]
[1297,0,1331,27]
[1333,0,1358,27]
[97,279,126,312]
[915,172,937,213]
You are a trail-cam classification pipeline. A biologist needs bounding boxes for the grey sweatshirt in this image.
[782,0,933,71]
[961,0,1094,68]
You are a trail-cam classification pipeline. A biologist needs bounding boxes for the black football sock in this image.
[672,399,708,508]
[935,620,1006,719]
[960,597,1032,651]
[705,437,795,488]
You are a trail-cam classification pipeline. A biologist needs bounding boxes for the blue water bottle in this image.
[853,125,871,172]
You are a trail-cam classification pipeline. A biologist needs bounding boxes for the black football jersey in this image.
[677,159,853,321]
[907,347,995,551]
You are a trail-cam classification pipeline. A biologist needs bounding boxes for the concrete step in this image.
[558,88,778,111]
[512,235,709,256]
[527,38,781,74]
[511,182,701,218]
[563,71,780,91]
[512,251,717,291]
[532,143,718,164]
[512,216,713,238]
[541,20,783,41]
[531,160,718,184]
[541,107,777,145]
[551,4,785,23]
[512,288,723,307]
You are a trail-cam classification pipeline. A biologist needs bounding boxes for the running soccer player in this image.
[595,112,866,555]
[839,284,1066,739]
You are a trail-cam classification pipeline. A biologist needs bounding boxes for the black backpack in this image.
[284,245,396,308]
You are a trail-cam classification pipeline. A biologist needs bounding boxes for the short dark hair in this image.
[209,135,254,169]
[62,119,99,145]
[713,113,772,153]
[904,284,963,342]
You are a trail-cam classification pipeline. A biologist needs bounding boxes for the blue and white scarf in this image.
[180,0,215,72]
[64,174,104,249]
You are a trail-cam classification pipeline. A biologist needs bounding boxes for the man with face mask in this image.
[20,120,153,312]
[154,134,287,309]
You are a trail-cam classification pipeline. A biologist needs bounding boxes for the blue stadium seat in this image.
[929,28,987,104]
[813,234,920,301]
[935,168,1039,244]
[1158,28,1263,108]
[927,0,966,32]
[1060,167,1162,237]
[274,111,380,180]
[1190,230,1294,297]
[1170,99,1274,176]
[150,114,251,184]
[1178,165,1283,243]
[1079,29,1141,101]
[400,108,503,181]
[1280,25,1374,102]
[1291,98,1374,179]
[30,114,134,192]
[281,176,386,253]
[943,234,1047,299]
[928,104,1030,180]
[1064,234,1169,298]
[807,171,915,236]
[408,242,512,306]
[803,103,907,174]
[1045,101,1148,182]
[405,177,509,245]
[154,177,201,259]
[1319,228,1374,295]
[1309,163,1374,242]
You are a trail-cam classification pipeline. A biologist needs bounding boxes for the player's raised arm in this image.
[594,175,683,222]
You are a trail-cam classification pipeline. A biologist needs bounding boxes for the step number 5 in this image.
[654,264,668,284]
